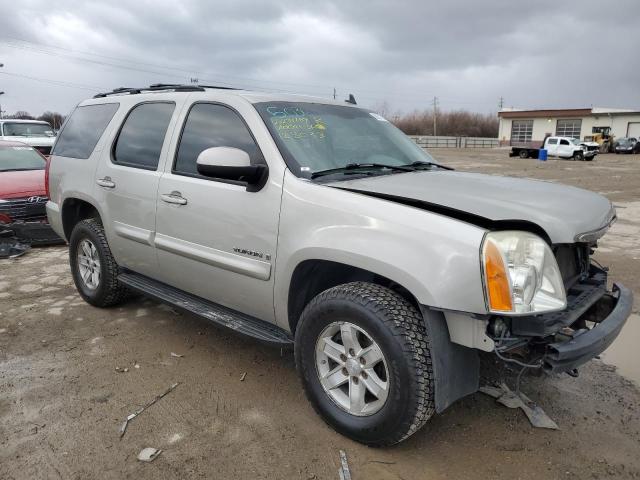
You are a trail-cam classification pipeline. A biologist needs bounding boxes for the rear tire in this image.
[295,282,435,446]
[518,150,529,159]
[69,218,128,307]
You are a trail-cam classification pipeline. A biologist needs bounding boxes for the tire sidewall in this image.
[69,221,111,305]
[295,297,419,445]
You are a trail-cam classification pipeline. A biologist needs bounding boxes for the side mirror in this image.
[196,147,268,187]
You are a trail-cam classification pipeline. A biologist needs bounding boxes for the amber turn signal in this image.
[483,239,513,312]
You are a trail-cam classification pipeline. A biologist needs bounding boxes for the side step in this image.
[118,271,293,347]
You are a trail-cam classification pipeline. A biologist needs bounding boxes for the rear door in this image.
[93,97,185,278]
[545,137,558,156]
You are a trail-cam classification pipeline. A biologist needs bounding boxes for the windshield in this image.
[569,138,581,145]
[0,145,46,171]
[2,122,55,137]
[255,102,436,179]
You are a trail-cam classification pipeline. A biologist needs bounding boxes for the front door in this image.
[154,100,283,322]
[94,98,182,278]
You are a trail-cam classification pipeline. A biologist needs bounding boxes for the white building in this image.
[498,107,640,146]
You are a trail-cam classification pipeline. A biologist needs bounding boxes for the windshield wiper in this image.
[311,163,414,179]
[409,161,454,171]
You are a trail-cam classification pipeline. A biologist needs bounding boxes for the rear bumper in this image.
[543,283,633,373]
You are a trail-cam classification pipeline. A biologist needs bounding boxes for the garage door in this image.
[628,122,640,138]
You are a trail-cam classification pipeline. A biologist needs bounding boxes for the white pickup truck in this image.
[510,136,596,161]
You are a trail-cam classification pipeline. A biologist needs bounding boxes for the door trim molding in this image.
[154,233,271,281]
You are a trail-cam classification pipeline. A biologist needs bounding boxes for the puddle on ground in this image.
[600,313,640,386]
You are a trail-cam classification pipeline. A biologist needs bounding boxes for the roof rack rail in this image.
[93,83,240,98]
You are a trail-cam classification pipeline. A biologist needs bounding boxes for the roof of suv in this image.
[85,84,357,108]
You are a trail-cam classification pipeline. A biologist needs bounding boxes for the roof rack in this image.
[93,83,239,98]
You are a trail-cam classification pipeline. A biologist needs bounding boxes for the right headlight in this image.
[481,231,566,315]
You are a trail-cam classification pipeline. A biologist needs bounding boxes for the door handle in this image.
[96,176,116,189]
[160,191,188,205]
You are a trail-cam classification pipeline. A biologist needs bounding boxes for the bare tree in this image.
[38,111,66,129]
[389,108,499,137]
[6,111,35,120]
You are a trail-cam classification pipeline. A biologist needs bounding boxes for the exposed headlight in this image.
[481,231,566,314]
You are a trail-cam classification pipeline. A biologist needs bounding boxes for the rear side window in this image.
[113,102,175,170]
[547,138,558,145]
[52,103,119,159]
[174,103,262,177]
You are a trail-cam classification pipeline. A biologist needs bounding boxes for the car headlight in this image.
[481,231,566,314]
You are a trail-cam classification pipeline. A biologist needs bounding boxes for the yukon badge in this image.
[233,247,271,261]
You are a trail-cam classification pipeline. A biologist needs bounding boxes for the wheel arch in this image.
[286,259,421,335]
[61,197,101,240]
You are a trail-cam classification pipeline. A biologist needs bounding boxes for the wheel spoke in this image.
[91,270,100,287]
[349,378,366,414]
[78,257,91,267]
[81,268,91,283]
[360,344,384,366]
[340,323,361,354]
[81,241,92,258]
[322,338,346,364]
[323,366,349,390]
[362,369,388,401]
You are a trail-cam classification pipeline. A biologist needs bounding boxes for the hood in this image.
[0,169,46,199]
[328,171,614,244]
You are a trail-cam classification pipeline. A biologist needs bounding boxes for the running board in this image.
[118,271,293,347]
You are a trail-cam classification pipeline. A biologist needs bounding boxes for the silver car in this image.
[46,84,633,446]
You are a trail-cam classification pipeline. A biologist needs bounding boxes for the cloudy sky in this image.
[1,0,639,117]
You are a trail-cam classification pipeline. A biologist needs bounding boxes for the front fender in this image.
[274,172,489,329]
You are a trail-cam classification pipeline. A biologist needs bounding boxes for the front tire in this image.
[69,218,128,307]
[295,282,435,446]
[573,151,584,161]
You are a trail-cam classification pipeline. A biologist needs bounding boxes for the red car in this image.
[0,140,61,244]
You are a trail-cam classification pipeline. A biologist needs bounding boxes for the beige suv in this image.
[46,84,632,445]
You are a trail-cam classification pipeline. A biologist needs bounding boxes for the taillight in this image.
[45,156,52,198]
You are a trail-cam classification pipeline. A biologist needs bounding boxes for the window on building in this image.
[113,102,175,170]
[174,103,263,178]
[511,120,533,143]
[556,119,582,139]
[53,104,119,159]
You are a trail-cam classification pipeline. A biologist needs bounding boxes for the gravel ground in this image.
[1,150,639,479]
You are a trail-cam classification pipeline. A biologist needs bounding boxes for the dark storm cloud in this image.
[0,0,639,116]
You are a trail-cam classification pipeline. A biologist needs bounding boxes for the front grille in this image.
[0,196,48,221]
[554,244,590,290]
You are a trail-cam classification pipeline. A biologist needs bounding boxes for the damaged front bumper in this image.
[544,283,632,373]
[1,220,63,245]
[493,266,634,375]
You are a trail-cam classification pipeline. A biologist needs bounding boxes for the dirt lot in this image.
[1,150,639,480]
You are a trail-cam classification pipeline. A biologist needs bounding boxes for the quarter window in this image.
[511,120,533,143]
[174,103,262,177]
[113,102,175,170]
[556,119,582,139]
[52,103,119,159]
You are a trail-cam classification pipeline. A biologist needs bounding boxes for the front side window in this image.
[560,139,570,145]
[2,122,55,137]
[174,103,262,177]
[53,103,119,159]
[255,102,436,179]
[113,102,175,170]
[0,145,46,172]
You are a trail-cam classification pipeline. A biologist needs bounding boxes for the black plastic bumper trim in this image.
[544,283,633,373]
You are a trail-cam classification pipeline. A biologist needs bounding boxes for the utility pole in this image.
[498,96,505,110]
[432,96,438,136]
[0,63,3,119]
[333,87,336,100]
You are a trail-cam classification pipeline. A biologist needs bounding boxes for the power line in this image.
[0,70,107,91]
